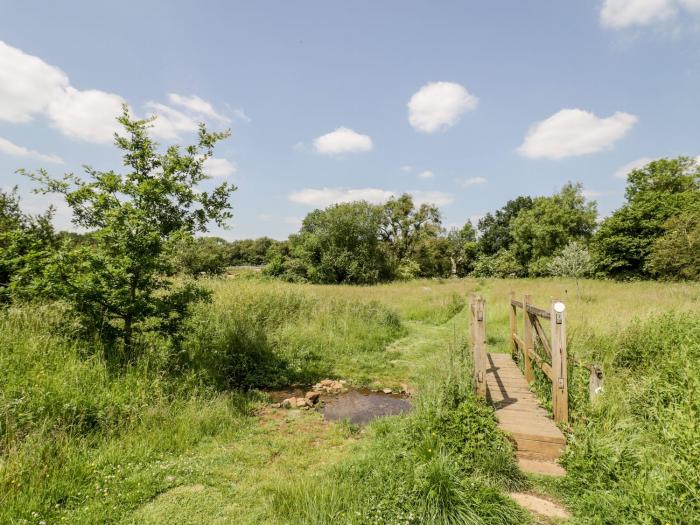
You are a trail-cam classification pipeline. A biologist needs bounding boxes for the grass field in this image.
[1,277,698,524]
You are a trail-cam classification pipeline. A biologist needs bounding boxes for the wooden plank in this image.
[531,315,552,356]
[509,292,517,357]
[523,294,534,383]
[512,333,525,350]
[510,299,523,309]
[526,303,551,320]
[527,348,554,381]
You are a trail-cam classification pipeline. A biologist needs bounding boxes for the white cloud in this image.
[408,190,455,206]
[145,102,199,140]
[48,87,126,143]
[400,165,413,172]
[0,136,64,164]
[614,157,654,178]
[232,108,251,123]
[600,0,676,28]
[203,157,236,178]
[418,170,435,179]
[0,40,125,143]
[517,109,638,160]
[0,41,69,123]
[289,187,393,207]
[167,93,230,123]
[459,176,487,187]
[408,81,478,133]
[313,127,373,155]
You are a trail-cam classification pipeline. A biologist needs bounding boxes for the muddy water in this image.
[322,390,412,425]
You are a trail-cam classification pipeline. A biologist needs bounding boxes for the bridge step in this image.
[486,352,567,474]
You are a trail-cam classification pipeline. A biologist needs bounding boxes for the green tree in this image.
[379,194,442,267]
[174,236,231,277]
[593,157,699,278]
[472,248,523,278]
[446,223,478,277]
[267,201,390,284]
[0,187,57,302]
[477,196,533,256]
[22,108,236,355]
[547,241,593,295]
[510,183,597,274]
[648,197,700,280]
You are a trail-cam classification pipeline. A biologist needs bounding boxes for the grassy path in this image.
[124,310,470,524]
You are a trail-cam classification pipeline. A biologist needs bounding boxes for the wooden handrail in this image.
[508,292,568,424]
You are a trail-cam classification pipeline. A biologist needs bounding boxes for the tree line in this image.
[260,157,698,283]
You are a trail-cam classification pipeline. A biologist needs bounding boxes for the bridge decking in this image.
[485,352,566,476]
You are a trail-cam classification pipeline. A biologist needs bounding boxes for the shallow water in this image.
[322,390,412,425]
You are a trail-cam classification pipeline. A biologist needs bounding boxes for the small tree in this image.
[648,199,700,280]
[446,223,477,277]
[22,108,236,356]
[547,241,592,295]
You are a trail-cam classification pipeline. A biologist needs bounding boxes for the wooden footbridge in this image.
[469,294,568,476]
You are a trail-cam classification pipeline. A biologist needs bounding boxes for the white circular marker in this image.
[553,302,566,313]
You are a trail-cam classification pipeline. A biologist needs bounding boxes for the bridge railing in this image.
[469,295,487,398]
[509,292,568,423]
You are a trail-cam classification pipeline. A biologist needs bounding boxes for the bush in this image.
[561,313,700,524]
[472,249,523,278]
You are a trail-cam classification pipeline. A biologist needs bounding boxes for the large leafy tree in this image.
[648,196,700,280]
[446,222,478,277]
[510,182,597,273]
[593,157,699,278]
[379,193,442,265]
[267,201,390,284]
[23,108,236,355]
[476,196,533,256]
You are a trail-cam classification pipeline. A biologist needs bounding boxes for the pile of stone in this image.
[276,391,320,410]
[312,379,347,394]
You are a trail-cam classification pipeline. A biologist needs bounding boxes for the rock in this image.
[270,402,281,409]
[296,398,308,408]
[305,391,320,403]
[382,388,393,394]
[281,398,294,409]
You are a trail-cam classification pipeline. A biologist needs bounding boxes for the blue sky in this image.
[1,0,699,239]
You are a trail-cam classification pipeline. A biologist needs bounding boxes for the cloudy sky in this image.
[1,1,699,239]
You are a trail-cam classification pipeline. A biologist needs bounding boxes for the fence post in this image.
[523,294,534,384]
[550,299,568,424]
[508,291,517,358]
[473,297,487,398]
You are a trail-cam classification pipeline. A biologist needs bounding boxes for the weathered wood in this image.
[527,347,554,380]
[588,364,604,401]
[522,294,534,383]
[509,292,517,358]
[485,352,567,465]
[550,300,568,424]
[512,333,525,350]
[531,314,552,357]
[510,299,523,309]
[526,303,551,320]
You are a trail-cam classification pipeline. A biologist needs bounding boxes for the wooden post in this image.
[508,291,517,358]
[473,297,487,398]
[550,299,568,424]
[523,294,534,384]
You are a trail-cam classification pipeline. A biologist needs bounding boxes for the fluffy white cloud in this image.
[0,40,125,143]
[289,187,393,207]
[408,81,478,133]
[459,176,487,187]
[0,41,230,145]
[600,0,676,28]
[517,109,638,160]
[408,190,455,206]
[0,136,64,164]
[203,157,236,178]
[167,93,230,123]
[313,127,373,155]
[48,87,126,143]
[614,157,654,178]
[418,170,434,179]
[0,41,69,123]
